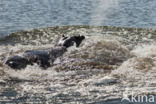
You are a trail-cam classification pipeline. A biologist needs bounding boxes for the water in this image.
[0,0,156,103]
[1,0,156,36]
[0,26,156,103]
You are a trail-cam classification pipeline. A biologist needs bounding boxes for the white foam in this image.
[131,44,156,58]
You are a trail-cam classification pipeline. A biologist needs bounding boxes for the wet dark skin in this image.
[5,35,85,69]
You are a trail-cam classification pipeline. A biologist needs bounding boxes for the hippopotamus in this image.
[5,35,85,69]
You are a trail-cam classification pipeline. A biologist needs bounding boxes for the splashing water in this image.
[0,26,156,103]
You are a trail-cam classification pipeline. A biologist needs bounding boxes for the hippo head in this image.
[57,35,85,48]
[5,55,28,69]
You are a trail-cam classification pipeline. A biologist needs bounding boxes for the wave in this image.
[0,25,156,45]
[0,25,156,103]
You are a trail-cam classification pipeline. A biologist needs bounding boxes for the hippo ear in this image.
[62,35,69,40]
[62,35,65,37]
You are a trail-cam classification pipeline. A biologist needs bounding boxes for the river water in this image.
[0,26,156,103]
[0,0,156,104]
[1,0,156,36]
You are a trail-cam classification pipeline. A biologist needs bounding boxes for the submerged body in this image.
[5,47,67,69]
[5,35,85,69]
